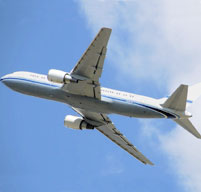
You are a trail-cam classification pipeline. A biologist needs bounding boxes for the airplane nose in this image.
[1,75,7,82]
[0,74,13,86]
[1,73,25,93]
[1,74,9,81]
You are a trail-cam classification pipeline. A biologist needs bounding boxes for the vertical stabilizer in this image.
[162,85,188,111]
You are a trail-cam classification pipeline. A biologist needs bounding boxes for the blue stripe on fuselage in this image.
[2,77,179,118]
[101,95,178,119]
[1,77,60,88]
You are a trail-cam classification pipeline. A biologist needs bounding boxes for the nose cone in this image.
[0,74,13,86]
[1,74,8,82]
[1,72,27,94]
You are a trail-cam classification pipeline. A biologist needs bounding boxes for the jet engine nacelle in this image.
[64,115,94,130]
[47,69,76,84]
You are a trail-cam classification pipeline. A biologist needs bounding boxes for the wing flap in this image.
[93,47,107,81]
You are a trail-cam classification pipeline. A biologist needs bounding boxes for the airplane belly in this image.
[100,96,164,118]
[63,94,113,113]
[66,95,164,118]
[2,78,164,118]
[112,102,164,118]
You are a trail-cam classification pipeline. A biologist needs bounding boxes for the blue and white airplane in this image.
[1,28,201,165]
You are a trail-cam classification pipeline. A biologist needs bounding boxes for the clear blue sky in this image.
[0,1,184,192]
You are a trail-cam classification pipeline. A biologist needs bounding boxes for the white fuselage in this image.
[1,71,187,119]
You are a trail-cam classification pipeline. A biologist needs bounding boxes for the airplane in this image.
[1,27,201,165]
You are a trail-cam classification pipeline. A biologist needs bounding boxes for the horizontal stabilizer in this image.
[174,119,201,139]
[162,84,188,111]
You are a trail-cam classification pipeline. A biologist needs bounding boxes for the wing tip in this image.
[143,160,154,166]
[101,27,112,32]
[148,162,154,166]
[195,133,201,139]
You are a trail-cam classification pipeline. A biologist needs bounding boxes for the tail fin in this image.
[174,119,201,139]
[161,83,201,139]
[187,82,201,104]
[160,82,201,108]
[161,84,188,111]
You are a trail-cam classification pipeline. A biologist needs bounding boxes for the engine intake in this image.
[47,69,76,84]
[64,115,94,130]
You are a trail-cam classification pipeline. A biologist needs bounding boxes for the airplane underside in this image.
[3,77,167,119]
[2,27,201,165]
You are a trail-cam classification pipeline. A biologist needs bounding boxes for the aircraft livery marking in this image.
[1,77,179,119]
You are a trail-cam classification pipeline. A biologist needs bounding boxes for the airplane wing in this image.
[62,28,112,99]
[70,27,111,82]
[72,108,154,165]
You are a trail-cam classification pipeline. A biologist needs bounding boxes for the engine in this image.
[47,69,76,84]
[64,115,94,130]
